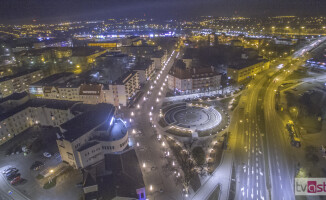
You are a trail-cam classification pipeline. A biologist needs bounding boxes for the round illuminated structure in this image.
[163,103,222,133]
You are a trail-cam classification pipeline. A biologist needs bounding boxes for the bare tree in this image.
[179,152,196,194]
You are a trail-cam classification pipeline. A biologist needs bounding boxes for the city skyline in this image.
[0,0,325,24]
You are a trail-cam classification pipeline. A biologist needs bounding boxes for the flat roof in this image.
[0,68,41,83]
[60,103,115,142]
[0,99,80,121]
[228,59,267,70]
[72,47,106,57]
[0,92,29,104]
[133,60,153,70]
[30,72,74,86]
[112,71,137,85]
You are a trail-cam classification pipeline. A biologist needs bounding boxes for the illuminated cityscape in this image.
[0,1,326,200]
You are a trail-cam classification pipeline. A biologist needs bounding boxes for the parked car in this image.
[10,176,21,185]
[5,169,18,177]
[2,167,15,174]
[7,173,20,181]
[30,161,44,171]
[43,152,52,158]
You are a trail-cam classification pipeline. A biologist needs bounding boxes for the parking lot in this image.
[0,127,83,200]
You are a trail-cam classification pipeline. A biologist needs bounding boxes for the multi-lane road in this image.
[234,37,326,200]
[128,37,326,200]
[234,68,270,200]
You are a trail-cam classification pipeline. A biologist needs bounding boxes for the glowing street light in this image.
[131,112,134,116]
[150,185,153,191]
[162,141,165,147]
[156,98,159,102]
[143,162,146,168]
[137,104,140,109]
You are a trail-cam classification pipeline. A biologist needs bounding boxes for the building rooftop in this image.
[228,58,267,70]
[133,59,153,70]
[0,68,41,83]
[79,84,102,95]
[151,50,165,58]
[0,92,29,104]
[169,59,220,79]
[30,72,74,86]
[59,103,115,142]
[112,70,137,85]
[95,118,127,141]
[72,47,106,57]
[83,148,145,200]
[0,99,80,121]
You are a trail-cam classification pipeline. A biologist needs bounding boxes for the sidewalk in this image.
[164,87,236,102]
[191,150,233,200]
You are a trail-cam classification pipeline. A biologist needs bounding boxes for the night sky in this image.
[0,0,325,23]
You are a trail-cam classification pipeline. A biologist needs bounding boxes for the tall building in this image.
[109,71,139,107]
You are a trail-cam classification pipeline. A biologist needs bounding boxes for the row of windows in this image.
[102,146,115,150]
[120,139,128,148]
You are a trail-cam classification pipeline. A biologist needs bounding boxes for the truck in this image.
[286,120,301,148]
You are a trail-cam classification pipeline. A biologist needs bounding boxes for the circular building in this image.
[162,102,223,136]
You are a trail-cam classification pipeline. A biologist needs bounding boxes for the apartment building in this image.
[133,60,155,84]
[0,94,77,145]
[109,71,139,107]
[29,69,140,107]
[0,69,43,98]
[227,60,270,82]
[29,73,104,104]
[168,59,221,94]
[151,50,167,70]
